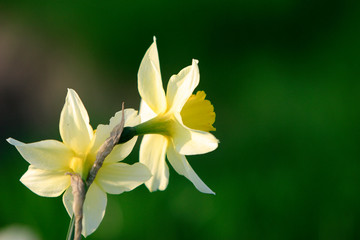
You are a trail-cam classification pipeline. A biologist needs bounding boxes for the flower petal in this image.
[20,166,71,197]
[62,187,73,217]
[82,183,107,237]
[7,138,73,170]
[138,38,167,114]
[139,99,157,123]
[104,137,138,163]
[140,134,169,191]
[90,109,140,162]
[62,183,107,237]
[175,129,219,155]
[96,162,151,194]
[167,144,215,194]
[172,114,219,155]
[59,89,94,154]
[166,59,200,113]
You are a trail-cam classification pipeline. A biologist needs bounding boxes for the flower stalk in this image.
[66,215,75,240]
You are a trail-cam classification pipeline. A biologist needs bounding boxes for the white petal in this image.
[7,138,73,170]
[109,108,140,128]
[82,183,107,237]
[166,59,200,113]
[104,137,138,163]
[176,129,219,155]
[59,89,94,154]
[62,187,74,217]
[172,115,219,155]
[90,109,140,161]
[96,162,151,194]
[139,99,157,123]
[20,166,71,197]
[140,134,169,191]
[137,39,167,114]
[63,183,107,237]
[167,144,215,194]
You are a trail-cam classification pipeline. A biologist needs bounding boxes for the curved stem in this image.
[66,214,75,240]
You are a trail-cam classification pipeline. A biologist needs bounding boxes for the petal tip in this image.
[201,188,215,195]
[66,88,77,97]
[6,137,21,146]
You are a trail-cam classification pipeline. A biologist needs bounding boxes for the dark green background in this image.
[1,0,360,239]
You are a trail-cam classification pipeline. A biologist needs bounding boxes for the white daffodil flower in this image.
[7,89,151,237]
[134,38,219,194]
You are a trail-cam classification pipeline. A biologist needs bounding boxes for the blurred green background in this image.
[1,0,360,239]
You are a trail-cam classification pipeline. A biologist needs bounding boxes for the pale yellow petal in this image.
[166,59,200,113]
[137,39,167,114]
[62,186,73,217]
[175,129,219,155]
[104,137,138,163]
[140,134,169,191]
[139,99,157,123]
[96,162,151,194]
[172,114,219,155]
[20,166,71,197]
[62,183,107,237]
[90,109,140,158]
[109,108,140,127]
[59,89,93,154]
[167,144,215,194]
[82,183,107,237]
[7,138,73,170]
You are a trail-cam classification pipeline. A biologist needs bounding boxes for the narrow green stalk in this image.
[117,126,137,144]
[132,114,174,136]
[66,214,75,240]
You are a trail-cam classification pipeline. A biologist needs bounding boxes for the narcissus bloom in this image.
[7,89,151,237]
[135,39,219,194]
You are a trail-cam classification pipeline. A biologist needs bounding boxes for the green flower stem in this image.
[117,127,137,144]
[117,115,174,144]
[135,115,173,136]
[66,215,75,240]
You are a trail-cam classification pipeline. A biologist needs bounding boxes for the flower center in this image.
[69,156,85,176]
[69,153,95,180]
[180,91,216,132]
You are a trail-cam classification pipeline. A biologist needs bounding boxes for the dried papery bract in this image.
[87,102,125,187]
[67,173,85,240]
[70,103,126,240]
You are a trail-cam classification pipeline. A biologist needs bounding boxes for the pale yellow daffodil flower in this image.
[134,39,219,194]
[7,89,151,237]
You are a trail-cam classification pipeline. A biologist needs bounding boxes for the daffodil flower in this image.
[134,39,219,194]
[7,89,151,237]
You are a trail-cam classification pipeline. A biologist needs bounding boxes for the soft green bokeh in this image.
[1,1,360,239]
